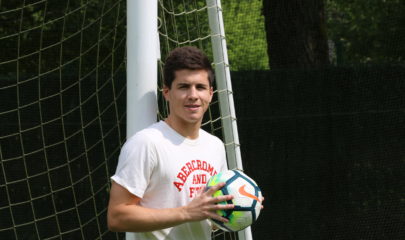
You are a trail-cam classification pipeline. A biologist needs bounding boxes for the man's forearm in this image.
[107,181,233,232]
[108,203,190,232]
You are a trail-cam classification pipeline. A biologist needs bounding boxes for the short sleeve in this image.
[208,133,228,172]
[111,132,156,198]
[220,142,228,172]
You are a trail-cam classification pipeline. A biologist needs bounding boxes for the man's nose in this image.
[187,86,198,99]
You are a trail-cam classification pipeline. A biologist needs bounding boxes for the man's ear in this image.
[208,86,214,102]
[162,85,170,101]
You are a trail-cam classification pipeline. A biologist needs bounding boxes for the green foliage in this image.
[326,0,405,64]
[222,0,269,71]
[158,0,270,71]
[0,0,126,78]
[3,0,404,76]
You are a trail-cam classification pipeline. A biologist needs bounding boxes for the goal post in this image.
[206,0,243,171]
[206,1,252,239]
[126,0,158,138]
[126,0,158,239]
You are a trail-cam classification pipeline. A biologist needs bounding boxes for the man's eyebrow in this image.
[176,82,190,86]
[175,82,209,87]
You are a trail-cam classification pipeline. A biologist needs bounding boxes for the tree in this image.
[326,0,405,64]
[222,0,269,70]
[262,0,330,69]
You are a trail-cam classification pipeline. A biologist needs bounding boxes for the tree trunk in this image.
[263,0,330,69]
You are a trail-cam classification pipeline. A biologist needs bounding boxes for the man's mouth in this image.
[185,104,200,110]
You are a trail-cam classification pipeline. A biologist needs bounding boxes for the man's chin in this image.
[183,116,202,124]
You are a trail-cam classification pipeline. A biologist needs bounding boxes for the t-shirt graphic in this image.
[173,159,219,198]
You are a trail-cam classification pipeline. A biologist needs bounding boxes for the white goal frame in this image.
[127,0,251,239]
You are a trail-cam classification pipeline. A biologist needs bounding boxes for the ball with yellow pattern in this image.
[206,169,262,232]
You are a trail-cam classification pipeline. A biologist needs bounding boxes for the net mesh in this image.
[1,0,242,239]
[2,0,403,239]
[0,0,126,239]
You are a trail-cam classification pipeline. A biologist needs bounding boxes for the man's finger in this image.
[207,212,230,223]
[212,194,233,204]
[205,182,226,194]
[214,202,234,210]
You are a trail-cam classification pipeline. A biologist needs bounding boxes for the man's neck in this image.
[164,117,201,139]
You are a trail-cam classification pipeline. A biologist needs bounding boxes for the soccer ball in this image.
[206,169,262,232]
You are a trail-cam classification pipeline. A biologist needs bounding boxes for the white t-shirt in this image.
[111,121,228,240]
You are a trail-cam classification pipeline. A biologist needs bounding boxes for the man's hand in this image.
[181,182,234,223]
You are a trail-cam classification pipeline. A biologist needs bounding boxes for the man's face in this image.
[163,69,213,126]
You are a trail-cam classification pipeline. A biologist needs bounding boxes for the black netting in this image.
[232,67,405,239]
[224,1,404,238]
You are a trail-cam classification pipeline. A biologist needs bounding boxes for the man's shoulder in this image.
[139,121,166,136]
[125,122,166,145]
[199,128,223,145]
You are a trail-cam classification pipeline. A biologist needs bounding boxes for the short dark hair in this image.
[163,46,214,88]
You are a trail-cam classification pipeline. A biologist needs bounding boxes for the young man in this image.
[107,46,234,239]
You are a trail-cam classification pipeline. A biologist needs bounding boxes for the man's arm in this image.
[107,181,234,232]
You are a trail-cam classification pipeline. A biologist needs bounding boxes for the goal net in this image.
[0,0,247,239]
[1,0,126,239]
